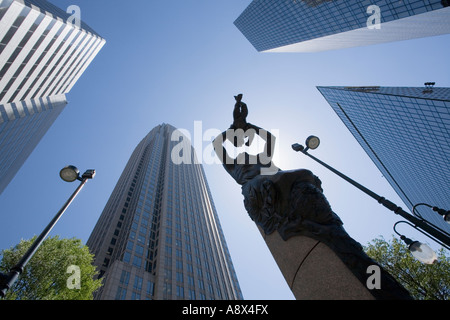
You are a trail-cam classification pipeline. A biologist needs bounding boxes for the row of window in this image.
[236,0,446,51]
[322,88,450,233]
[0,2,103,104]
[115,271,155,300]
[0,97,63,184]
[93,127,241,299]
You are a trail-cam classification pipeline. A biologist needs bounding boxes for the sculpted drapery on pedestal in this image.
[212,95,412,300]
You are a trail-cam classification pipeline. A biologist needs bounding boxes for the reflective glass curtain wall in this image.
[0,0,105,194]
[87,124,243,300]
[234,0,450,52]
[317,86,450,234]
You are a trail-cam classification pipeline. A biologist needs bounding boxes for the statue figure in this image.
[229,94,255,147]
[231,94,248,131]
[213,95,412,300]
[212,95,344,241]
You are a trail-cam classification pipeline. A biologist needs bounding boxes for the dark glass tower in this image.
[0,0,105,194]
[234,0,450,52]
[87,124,243,300]
[317,86,450,234]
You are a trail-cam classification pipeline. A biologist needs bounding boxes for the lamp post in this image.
[292,136,450,252]
[0,166,95,299]
[393,221,438,264]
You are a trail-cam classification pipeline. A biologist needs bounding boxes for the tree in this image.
[0,236,102,300]
[365,236,449,300]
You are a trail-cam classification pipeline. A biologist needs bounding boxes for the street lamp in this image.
[60,165,81,182]
[433,206,450,225]
[413,202,450,226]
[292,136,450,254]
[292,135,320,153]
[394,221,437,264]
[0,166,95,299]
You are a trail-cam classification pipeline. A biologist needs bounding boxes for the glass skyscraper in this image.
[0,0,105,194]
[317,86,450,234]
[87,124,243,300]
[234,0,450,52]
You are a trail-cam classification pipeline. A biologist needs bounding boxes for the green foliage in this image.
[365,236,449,300]
[0,236,102,300]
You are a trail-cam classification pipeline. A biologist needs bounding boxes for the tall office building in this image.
[317,86,450,234]
[0,0,105,194]
[234,0,450,52]
[87,124,243,300]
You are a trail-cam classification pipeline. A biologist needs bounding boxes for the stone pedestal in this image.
[259,227,375,300]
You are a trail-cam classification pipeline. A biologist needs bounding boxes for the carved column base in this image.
[258,227,376,300]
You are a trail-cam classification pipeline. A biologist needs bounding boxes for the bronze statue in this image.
[213,95,343,238]
[213,95,412,300]
[228,94,255,147]
[231,94,248,131]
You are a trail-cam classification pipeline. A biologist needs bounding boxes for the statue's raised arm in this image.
[213,95,279,185]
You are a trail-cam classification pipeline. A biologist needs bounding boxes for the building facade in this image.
[87,124,243,300]
[317,86,450,234]
[234,0,450,52]
[0,0,105,194]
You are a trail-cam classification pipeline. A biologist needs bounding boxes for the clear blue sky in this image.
[0,0,449,300]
